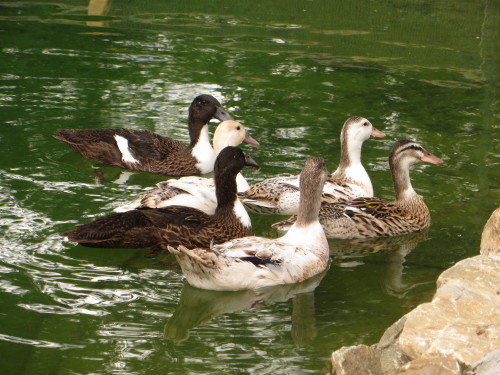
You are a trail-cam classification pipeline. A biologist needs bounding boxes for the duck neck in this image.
[191,125,215,173]
[214,171,251,228]
[187,114,207,147]
[329,132,371,194]
[294,182,323,228]
[235,173,250,192]
[339,130,363,169]
[391,158,417,202]
[214,171,238,216]
[282,194,327,253]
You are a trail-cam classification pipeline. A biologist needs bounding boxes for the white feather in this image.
[191,125,215,174]
[114,135,140,164]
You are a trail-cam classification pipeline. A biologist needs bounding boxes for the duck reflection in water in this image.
[330,230,429,298]
[164,271,326,346]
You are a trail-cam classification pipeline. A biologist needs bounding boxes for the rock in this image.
[375,316,409,375]
[399,255,500,366]
[397,356,467,375]
[329,207,500,374]
[330,344,383,375]
[480,206,500,256]
[473,349,500,375]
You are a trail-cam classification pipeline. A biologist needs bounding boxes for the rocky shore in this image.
[330,207,500,375]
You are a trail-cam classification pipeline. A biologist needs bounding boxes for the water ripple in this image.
[0,333,85,350]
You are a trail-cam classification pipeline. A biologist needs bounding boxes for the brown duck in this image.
[54,94,238,176]
[62,146,260,252]
[272,140,444,239]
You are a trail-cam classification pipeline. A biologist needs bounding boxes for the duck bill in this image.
[421,152,444,165]
[244,154,260,170]
[371,127,386,138]
[214,105,234,122]
[243,132,260,146]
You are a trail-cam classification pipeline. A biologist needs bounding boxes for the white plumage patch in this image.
[191,125,215,174]
[234,200,252,228]
[342,164,372,196]
[114,135,140,164]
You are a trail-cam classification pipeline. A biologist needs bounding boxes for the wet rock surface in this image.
[330,208,500,375]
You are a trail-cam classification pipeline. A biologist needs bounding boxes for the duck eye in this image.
[363,121,369,126]
[236,126,241,130]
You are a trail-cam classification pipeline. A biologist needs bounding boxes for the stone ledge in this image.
[331,208,500,374]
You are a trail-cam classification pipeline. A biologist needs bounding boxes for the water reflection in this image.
[164,271,326,346]
[87,0,111,28]
[330,231,428,298]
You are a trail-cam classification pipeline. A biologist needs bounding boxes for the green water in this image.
[1,0,499,373]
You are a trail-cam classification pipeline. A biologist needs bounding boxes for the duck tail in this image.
[53,129,78,144]
[170,245,217,270]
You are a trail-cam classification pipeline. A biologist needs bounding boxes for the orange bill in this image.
[421,152,444,165]
[371,127,385,138]
[244,133,260,146]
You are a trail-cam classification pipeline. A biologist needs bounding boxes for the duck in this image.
[239,116,385,215]
[62,146,260,253]
[168,156,330,291]
[114,120,259,214]
[54,94,239,176]
[272,140,444,239]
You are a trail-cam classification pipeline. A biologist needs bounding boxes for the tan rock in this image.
[397,356,466,375]
[375,316,409,375]
[481,206,500,256]
[399,255,500,366]
[436,254,500,305]
[330,344,382,375]
[473,349,500,375]
[330,207,500,375]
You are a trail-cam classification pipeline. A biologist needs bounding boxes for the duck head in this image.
[215,146,260,177]
[213,120,260,155]
[390,139,444,170]
[189,94,234,125]
[341,116,385,146]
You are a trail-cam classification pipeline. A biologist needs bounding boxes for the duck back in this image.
[63,206,251,251]
[54,128,201,175]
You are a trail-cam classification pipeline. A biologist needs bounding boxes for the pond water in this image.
[1,1,499,374]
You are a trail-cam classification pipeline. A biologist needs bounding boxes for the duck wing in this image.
[114,177,217,214]
[239,176,301,215]
[61,208,176,250]
[212,237,285,265]
[62,206,216,249]
[273,197,414,238]
[322,181,371,202]
[54,128,198,175]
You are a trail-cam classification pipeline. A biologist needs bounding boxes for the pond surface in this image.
[1,0,499,374]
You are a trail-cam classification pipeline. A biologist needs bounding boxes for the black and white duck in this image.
[54,94,243,176]
[62,146,260,252]
[114,120,259,214]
